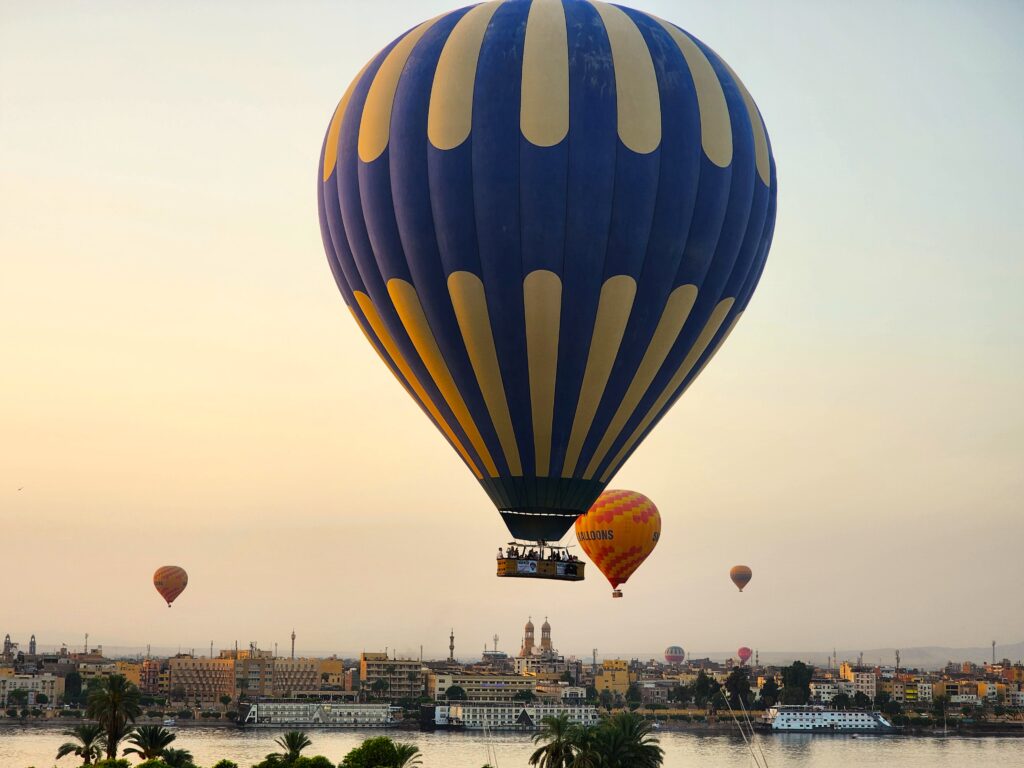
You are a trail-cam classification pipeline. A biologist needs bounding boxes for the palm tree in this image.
[161,747,195,767]
[530,713,576,768]
[604,711,663,768]
[55,723,105,765]
[123,724,176,759]
[86,674,142,759]
[274,730,313,761]
[394,742,423,767]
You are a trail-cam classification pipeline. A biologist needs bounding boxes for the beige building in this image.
[115,661,142,687]
[272,659,320,697]
[429,672,537,702]
[0,673,64,706]
[360,653,425,700]
[168,656,236,705]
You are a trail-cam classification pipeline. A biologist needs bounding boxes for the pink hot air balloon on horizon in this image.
[737,646,753,664]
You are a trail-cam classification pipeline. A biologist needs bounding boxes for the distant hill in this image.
[621,641,1024,669]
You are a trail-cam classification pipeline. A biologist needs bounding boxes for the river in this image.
[1,726,1022,767]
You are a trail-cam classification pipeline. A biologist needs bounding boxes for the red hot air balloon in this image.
[730,565,752,592]
[737,646,752,664]
[153,566,188,607]
[665,646,685,664]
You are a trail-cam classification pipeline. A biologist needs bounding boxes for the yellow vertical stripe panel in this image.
[351,294,483,479]
[583,284,698,479]
[589,1,661,154]
[599,298,735,482]
[359,15,444,163]
[523,270,562,477]
[521,0,569,147]
[680,312,743,397]
[323,58,374,182]
[448,271,523,475]
[561,275,637,477]
[387,278,499,476]
[646,15,732,168]
[428,1,504,150]
[721,59,770,185]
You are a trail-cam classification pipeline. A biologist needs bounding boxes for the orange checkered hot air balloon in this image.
[575,490,661,598]
[153,566,188,607]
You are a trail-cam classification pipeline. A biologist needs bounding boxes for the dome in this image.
[542,617,551,630]
[525,617,534,630]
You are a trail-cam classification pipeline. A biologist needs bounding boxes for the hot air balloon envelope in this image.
[730,565,752,592]
[317,0,777,544]
[738,646,753,664]
[665,646,685,664]
[575,489,660,597]
[153,566,188,607]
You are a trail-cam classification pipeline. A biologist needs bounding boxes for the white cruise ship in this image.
[766,705,894,733]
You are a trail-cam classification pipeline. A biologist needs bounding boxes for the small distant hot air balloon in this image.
[730,565,752,592]
[575,490,661,598]
[737,646,753,664]
[665,646,685,664]
[153,566,188,607]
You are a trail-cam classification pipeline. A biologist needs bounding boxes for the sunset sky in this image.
[1,0,1022,661]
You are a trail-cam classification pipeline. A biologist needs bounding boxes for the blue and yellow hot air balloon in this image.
[318,0,777,546]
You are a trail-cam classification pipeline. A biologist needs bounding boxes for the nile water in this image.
[2,727,1023,768]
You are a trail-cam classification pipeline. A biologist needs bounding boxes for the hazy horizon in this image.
[2,0,1022,656]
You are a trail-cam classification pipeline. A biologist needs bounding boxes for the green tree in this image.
[529,713,575,768]
[444,684,468,701]
[625,682,643,705]
[780,662,814,705]
[37,693,50,705]
[853,691,872,709]
[595,712,663,768]
[598,689,615,711]
[339,736,422,768]
[669,683,692,706]
[8,688,29,707]
[514,689,537,703]
[86,674,143,760]
[65,671,84,705]
[211,761,239,768]
[274,730,313,761]
[693,671,720,708]
[874,691,891,709]
[219,694,232,708]
[758,678,780,707]
[160,747,195,768]
[124,725,177,760]
[724,667,752,709]
[832,692,852,709]
[55,722,106,765]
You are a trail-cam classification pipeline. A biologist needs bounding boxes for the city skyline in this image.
[2,0,1022,653]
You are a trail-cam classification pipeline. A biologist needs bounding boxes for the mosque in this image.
[518,617,559,659]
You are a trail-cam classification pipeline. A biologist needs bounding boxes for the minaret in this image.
[2,634,10,656]
[449,629,455,662]
[540,617,552,653]
[291,629,296,660]
[992,640,996,665]
[29,635,36,655]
